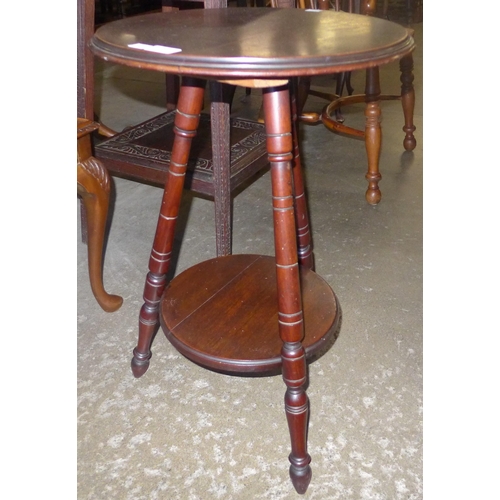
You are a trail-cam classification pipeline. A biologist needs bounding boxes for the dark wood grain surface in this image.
[160,255,340,373]
[90,8,415,78]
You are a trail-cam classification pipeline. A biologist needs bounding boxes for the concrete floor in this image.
[78,19,423,500]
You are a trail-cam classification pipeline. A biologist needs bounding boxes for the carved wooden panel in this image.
[94,110,269,194]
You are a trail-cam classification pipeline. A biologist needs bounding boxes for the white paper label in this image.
[128,43,182,54]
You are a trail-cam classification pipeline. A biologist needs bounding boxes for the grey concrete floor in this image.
[77,19,423,500]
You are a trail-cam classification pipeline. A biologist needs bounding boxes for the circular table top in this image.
[90,8,415,79]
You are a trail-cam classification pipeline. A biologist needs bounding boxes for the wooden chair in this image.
[78,0,269,258]
[77,118,123,312]
[160,0,416,206]
[294,0,417,204]
[230,0,416,205]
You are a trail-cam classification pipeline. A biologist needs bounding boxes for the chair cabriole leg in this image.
[77,128,123,313]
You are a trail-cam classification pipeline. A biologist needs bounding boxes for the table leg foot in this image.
[290,463,312,495]
[132,270,167,377]
[283,343,312,495]
[365,177,382,205]
[131,347,151,378]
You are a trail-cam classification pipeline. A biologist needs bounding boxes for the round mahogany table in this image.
[91,8,414,494]
[91,8,413,77]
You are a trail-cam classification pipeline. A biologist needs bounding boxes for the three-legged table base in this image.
[133,77,340,494]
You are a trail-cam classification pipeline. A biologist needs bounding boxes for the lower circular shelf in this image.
[159,254,340,374]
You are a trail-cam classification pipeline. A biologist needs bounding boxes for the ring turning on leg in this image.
[400,54,417,151]
[262,84,312,494]
[364,67,382,205]
[131,77,206,378]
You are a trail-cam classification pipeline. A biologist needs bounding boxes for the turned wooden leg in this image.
[334,72,346,123]
[296,76,311,118]
[131,77,206,378]
[400,53,417,151]
[290,79,314,270]
[345,71,354,95]
[77,119,123,313]
[364,67,382,205]
[262,84,312,495]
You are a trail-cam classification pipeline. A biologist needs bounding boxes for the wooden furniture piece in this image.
[296,0,417,204]
[78,0,269,258]
[160,0,263,111]
[91,7,414,493]
[78,118,123,312]
[383,0,423,24]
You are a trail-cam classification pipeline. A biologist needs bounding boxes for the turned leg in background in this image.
[77,119,123,313]
[289,78,314,270]
[262,84,312,494]
[165,74,180,111]
[364,67,382,205]
[131,77,206,378]
[400,53,417,151]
